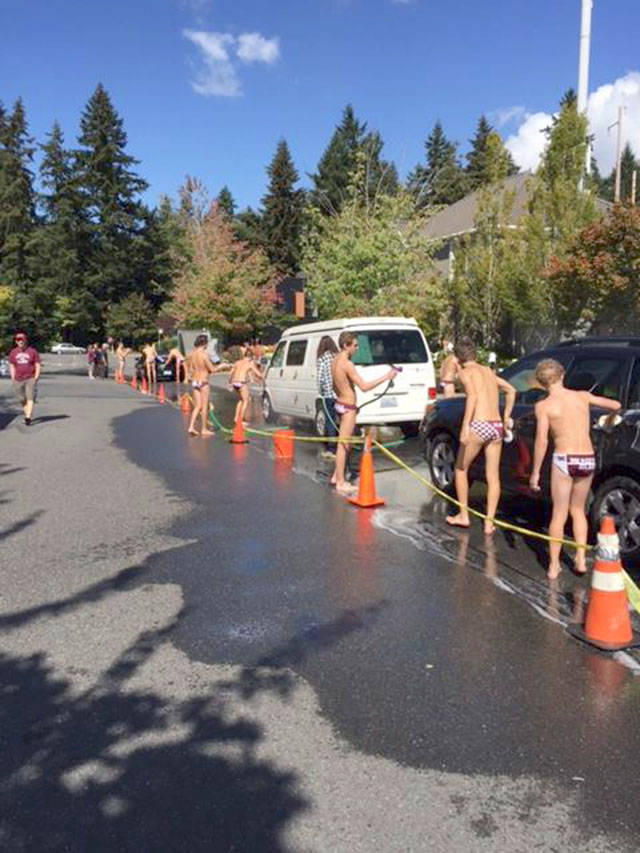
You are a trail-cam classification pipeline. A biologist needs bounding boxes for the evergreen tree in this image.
[599,143,639,203]
[216,185,236,217]
[261,139,305,274]
[466,115,517,190]
[310,104,397,214]
[0,98,36,338]
[75,84,149,320]
[407,121,468,208]
[30,122,93,342]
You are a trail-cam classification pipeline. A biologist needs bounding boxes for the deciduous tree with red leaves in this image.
[544,204,640,336]
[171,201,280,341]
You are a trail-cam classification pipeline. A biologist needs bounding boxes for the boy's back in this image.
[536,388,593,455]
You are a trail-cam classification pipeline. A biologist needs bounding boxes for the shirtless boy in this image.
[228,347,264,425]
[142,342,157,386]
[446,337,516,534]
[165,346,185,383]
[529,359,621,578]
[330,331,398,496]
[439,339,459,398]
[115,341,131,381]
[185,335,230,436]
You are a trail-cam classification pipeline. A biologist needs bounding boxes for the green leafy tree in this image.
[310,104,397,214]
[303,153,445,338]
[171,203,279,340]
[407,120,468,209]
[545,203,640,335]
[106,293,157,347]
[261,139,305,274]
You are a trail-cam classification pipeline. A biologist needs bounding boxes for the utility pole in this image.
[577,0,593,188]
[632,170,637,205]
[608,107,624,202]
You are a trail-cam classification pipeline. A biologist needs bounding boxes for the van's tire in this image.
[262,393,276,423]
[400,422,419,439]
[315,404,326,437]
[591,475,640,558]
[427,432,457,493]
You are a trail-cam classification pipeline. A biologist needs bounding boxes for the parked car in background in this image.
[420,337,640,558]
[50,342,85,354]
[135,354,184,382]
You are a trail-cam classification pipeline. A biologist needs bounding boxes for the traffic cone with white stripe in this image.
[569,516,639,651]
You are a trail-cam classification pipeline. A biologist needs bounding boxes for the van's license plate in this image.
[381,397,398,408]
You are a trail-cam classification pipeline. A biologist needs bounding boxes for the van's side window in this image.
[271,341,287,368]
[286,340,307,366]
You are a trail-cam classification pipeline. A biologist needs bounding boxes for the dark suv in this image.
[420,337,640,557]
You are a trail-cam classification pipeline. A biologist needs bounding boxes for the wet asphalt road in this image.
[3,372,640,850]
[111,378,640,843]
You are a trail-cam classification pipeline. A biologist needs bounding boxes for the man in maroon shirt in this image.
[8,332,41,425]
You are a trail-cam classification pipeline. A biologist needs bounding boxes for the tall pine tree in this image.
[75,84,149,325]
[311,104,397,214]
[261,139,305,274]
[30,122,95,342]
[407,121,468,208]
[466,115,517,190]
[0,98,36,340]
[216,186,236,217]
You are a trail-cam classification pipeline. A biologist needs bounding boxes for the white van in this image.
[262,317,436,434]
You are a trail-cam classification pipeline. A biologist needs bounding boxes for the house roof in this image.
[423,172,610,241]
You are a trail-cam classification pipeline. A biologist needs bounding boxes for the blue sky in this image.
[2,0,639,210]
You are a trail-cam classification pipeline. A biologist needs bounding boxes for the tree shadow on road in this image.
[0,614,309,851]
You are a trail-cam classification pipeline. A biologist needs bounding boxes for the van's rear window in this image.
[351,330,428,366]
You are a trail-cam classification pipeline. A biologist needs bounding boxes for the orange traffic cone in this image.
[180,394,191,413]
[273,428,294,459]
[157,384,165,404]
[130,375,136,390]
[348,432,385,508]
[569,516,639,651]
[141,377,148,394]
[230,416,248,445]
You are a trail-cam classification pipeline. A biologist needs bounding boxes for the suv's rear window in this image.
[351,330,427,366]
[565,356,627,401]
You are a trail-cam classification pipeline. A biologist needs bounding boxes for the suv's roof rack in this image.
[556,336,640,348]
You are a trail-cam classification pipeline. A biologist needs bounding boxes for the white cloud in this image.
[505,111,552,172]
[237,33,279,65]
[587,71,640,174]
[183,30,240,97]
[504,71,640,175]
[492,105,526,127]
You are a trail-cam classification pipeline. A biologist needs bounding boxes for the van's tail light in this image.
[428,386,437,400]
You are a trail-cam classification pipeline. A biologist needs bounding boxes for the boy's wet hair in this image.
[535,358,565,388]
[194,334,208,348]
[338,331,357,349]
[454,337,476,363]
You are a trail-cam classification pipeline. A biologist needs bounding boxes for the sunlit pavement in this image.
[1,373,640,850]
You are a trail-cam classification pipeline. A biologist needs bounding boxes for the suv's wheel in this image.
[315,404,326,437]
[262,393,276,423]
[591,475,640,558]
[427,432,457,492]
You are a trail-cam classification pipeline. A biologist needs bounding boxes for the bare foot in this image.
[484,519,496,535]
[573,562,587,575]
[446,514,470,528]
[329,476,337,486]
[336,482,357,496]
[201,429,215,437]
[188,429,198,436]
[547,563,562,580]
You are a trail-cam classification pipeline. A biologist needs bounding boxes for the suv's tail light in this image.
[428,386,437,400]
